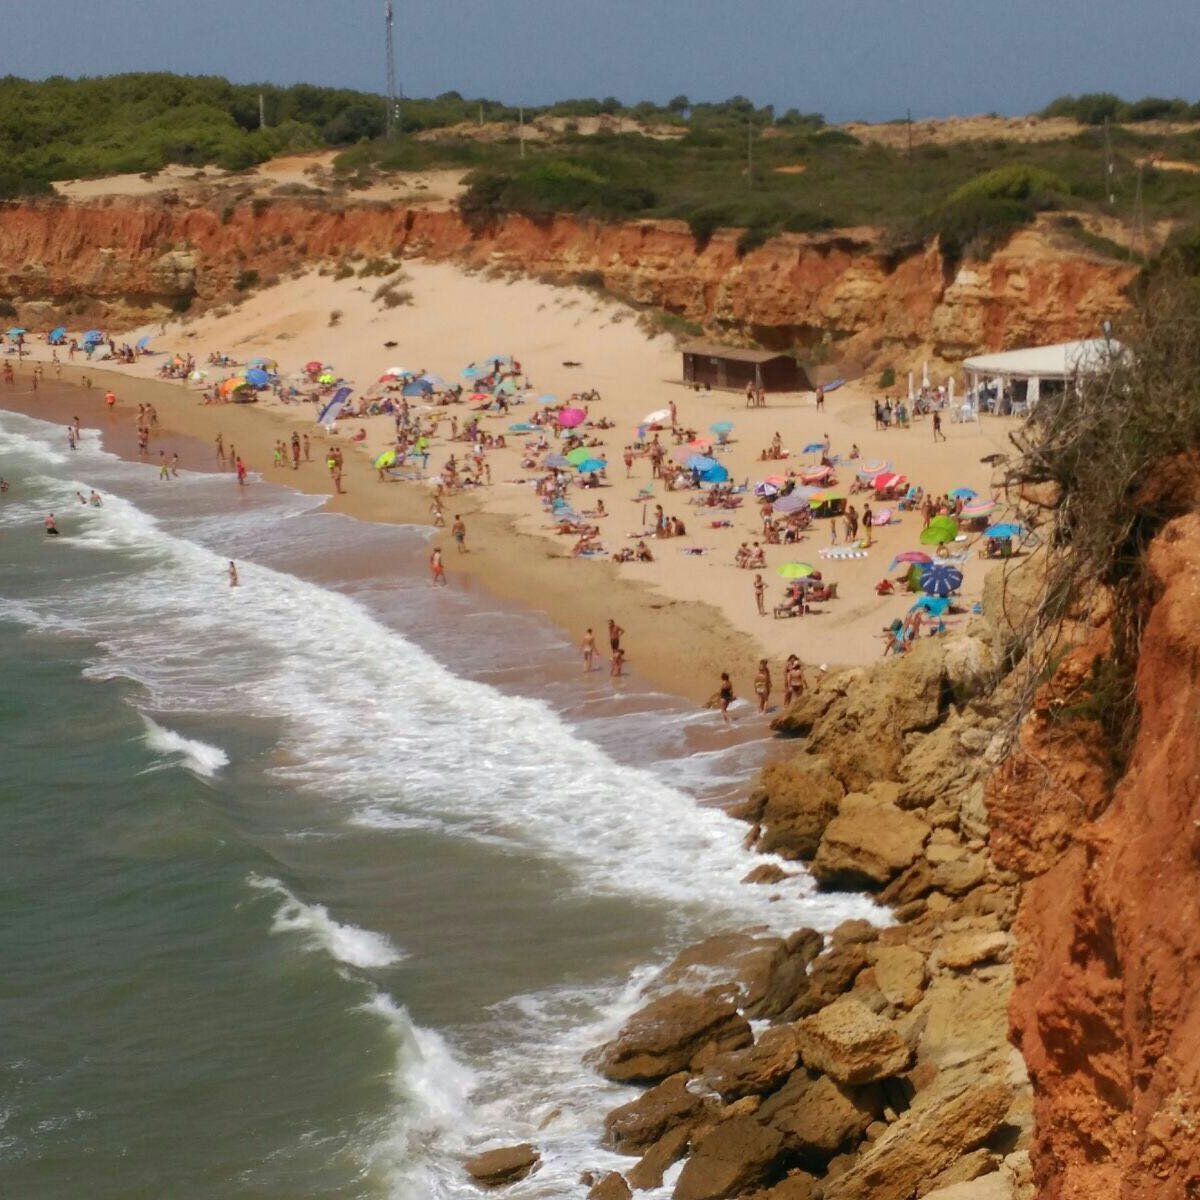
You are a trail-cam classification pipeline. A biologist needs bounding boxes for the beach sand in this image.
[5,261,1021,704]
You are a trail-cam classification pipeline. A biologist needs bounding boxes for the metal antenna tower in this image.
[385,1,400,139]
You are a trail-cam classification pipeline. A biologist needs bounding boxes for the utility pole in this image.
[747,118,753,188]
[1103,116,1115,206]
[384,0,400,139]
[519,107,526,158]
[258,92,266,130]
[906,108,913,161]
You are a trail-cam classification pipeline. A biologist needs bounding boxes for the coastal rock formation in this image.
[464,1143,541,1187]
[793,998,912,1085]
[0,195,1135,372]
[991,513,1200,1200]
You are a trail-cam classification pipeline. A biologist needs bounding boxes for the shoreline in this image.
[0,365,762,706]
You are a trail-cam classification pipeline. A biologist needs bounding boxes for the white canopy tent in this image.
[962,338,1123,415]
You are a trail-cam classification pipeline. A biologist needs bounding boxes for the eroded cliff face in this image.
[990,516,1200,1200]
[0,196,1135,370]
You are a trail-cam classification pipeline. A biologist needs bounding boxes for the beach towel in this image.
[819,547,868,560]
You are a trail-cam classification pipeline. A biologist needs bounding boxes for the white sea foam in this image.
[247,874,406,969]
[140,716,229,778]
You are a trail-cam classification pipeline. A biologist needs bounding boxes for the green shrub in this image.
[948,164,1069,207]
[234,268,259,291]
[924,195,1032,269]
[333,262,355,281]
[878,367,895,388]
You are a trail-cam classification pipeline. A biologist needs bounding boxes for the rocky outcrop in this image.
[991,513,1200,1200]
[464,1143,541,1187]
[0,196,1134,371]
[793,998,912,1085]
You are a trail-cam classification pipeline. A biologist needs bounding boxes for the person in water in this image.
[228,561,239,588]
[45,513,59,536]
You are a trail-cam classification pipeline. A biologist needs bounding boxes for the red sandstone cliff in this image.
[0,196,1136,371]
[990,517,1200,1199]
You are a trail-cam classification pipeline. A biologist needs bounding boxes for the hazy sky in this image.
[10,0,1199,122]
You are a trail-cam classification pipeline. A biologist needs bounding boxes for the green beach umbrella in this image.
[374,449,397,469]
[920,515,959,545]
[565,446,591,465]
[777,562,816,578]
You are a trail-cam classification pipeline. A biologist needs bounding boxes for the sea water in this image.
[0,408,876,1199]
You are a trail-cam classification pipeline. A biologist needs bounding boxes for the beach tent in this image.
[136,336,152,351]
[245,368,271,388]
[920,515,959,546]
[418,373,448,390]
[574,458,607,473]
[402,379,433,397]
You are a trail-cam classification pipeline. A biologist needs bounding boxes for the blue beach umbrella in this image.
[538,394,558,405]
[710,421,735,434]
[911,595,950,616]
[82,330,104,345]
[316,387,352,426]
[402,379,433,397]
[986,522,1024,539]
[461,365,482,379]
[802,441,826,455]
[48,326,67,344]
[686,454,719,472]
[575,458,607,473]
[919,564,964,596]
[245,368,271,387]
[135,335,151,351]
[7,327,27,340]
[544,453,570,469]
[418,373,447,390]
[698,462,729,483]
[949,487,977,500]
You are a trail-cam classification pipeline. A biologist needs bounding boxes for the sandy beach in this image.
[4,261,1022,704]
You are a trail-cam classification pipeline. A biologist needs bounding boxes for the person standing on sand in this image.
[753,572,766,616]
[430,546,446,586]
[104,388,116,409]
[215,433,225,467]
[862,504,874,548]
[303,434,311,462]
[582,627,596,673]
[451,515,466,552]
[623,446,634,478]
[332,465,344,495]
[932,410,946,442]
[228,561,239,587]
[717,672,735,724]
[754,659,772,714]
[607,618,624,658]
[291,432,301,470]
[610,647,625,678]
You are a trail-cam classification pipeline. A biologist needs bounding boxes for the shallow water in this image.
[0,406,876,1198]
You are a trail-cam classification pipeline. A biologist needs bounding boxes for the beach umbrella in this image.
[773,493,811,514]
[318,372,336,385]
[544,453,570,469]
[919,564,964,596]
[374,449,397,469]
[481,353,513,367]
[537,394,558,405]
[961,497,997,519]
[686,454,719,472]
[710,421,735,434]
[575,457,607,473]
[316,387,352,426]
[872,472,907,491]
[856,458,891,479]
[48,326,66,344]
[641,408,671,426]
[778,562,816,579]
[986,522,1024,539]
[135,335,151,351]
[802,441,825,454]
[566,447,592,466]
[305,360,324,373]
[383,366,411,378]
[920,515,959,545]
[220,377,249,397]
[508,422,537,433]
[6,327,26,341]
[949,487,976,500]
[402,380,432,397]
[418,373,447,390]
[557,407,587,428]
[699,462,729,483]
[494,377,518,395]
[246,356,275,369]
[245,368,271,387]
[911,595,950,616]
[889,551,933,570]
[754,481,779,498]
[688,435,714,450]
[461,365,482,379]
[82,330,104,345]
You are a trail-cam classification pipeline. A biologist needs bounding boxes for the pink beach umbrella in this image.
[558,407,587,428]
[856,458,891,479]
[961,497,998,518]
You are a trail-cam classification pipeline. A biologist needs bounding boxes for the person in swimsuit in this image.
[228,561,239,587]
[717,672,735,724]
[754,659,772,714]
[610,647,625,678]
[607,618,624,655]
[753,572,765,616]
[582,627,596,673]
[451,515,466,552]
[430,547,447,586]
[45,513,59,536]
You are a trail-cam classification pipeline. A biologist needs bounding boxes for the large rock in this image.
[822,1081,1013,1200]
[464,1143,540,1187]
[784,938,872,1019]
[596,988,753,1083]
[934,931,1011,971]
[672,1115,785,1200]
[587,1172,633,1200]
[749,762,845,860]
[603,1073,713,1152]
[794,997,911,1084]
[627,1124,692,1190]
[870,944,928,1010]
[744,1172,820,1200]
[746,929,825,1018]
[700,1026,801,1099]
[761,1072,881,1162]
[811,795,931,890]
[921,1170,1015,1200]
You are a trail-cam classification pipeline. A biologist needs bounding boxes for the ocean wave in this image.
[139,715,229,778]
[247,874,406,969]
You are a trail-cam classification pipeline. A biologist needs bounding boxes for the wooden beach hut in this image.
[681,341,804,393]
